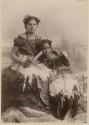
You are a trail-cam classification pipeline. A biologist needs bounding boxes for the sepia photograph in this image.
[1,0,88,123]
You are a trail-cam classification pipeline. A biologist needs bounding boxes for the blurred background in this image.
[1,0,88,73]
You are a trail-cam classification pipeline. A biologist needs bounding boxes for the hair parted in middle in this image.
[23,15,40,28]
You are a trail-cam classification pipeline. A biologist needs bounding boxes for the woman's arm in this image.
[10,46,25,65]
[31,51,43,64]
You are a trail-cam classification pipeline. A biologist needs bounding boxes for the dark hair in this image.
[41,39,52,49]
[23,15,40,27]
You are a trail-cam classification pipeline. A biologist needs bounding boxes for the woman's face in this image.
[26,19,38,34]
[42,43,51,55]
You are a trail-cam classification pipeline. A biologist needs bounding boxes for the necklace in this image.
[26,32,36,40]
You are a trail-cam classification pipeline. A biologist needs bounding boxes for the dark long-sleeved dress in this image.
[2,34,51,113]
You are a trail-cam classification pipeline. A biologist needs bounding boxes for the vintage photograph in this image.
[1,0,88,123]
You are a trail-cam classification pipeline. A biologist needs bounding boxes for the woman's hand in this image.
[31,51,43,64]
[22,59,31,68]
[31,60,40,65]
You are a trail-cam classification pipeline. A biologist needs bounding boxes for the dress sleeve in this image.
[61,51,68,58]
[55,50,68,58]
[60,51,70,66]
[14,36,22,48]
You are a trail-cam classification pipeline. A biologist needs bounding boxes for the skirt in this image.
[19,63,51,106]
[49,73,79,98]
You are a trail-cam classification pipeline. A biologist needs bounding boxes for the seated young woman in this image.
[34,40,80,120]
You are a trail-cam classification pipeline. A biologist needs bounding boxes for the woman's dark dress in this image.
[2,35,49,113]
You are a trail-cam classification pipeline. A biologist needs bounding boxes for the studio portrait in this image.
[1,0,88,123]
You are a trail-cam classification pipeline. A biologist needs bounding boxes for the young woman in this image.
[11,15,41,69]
[2,15,51,115]
[36,40,80,120]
